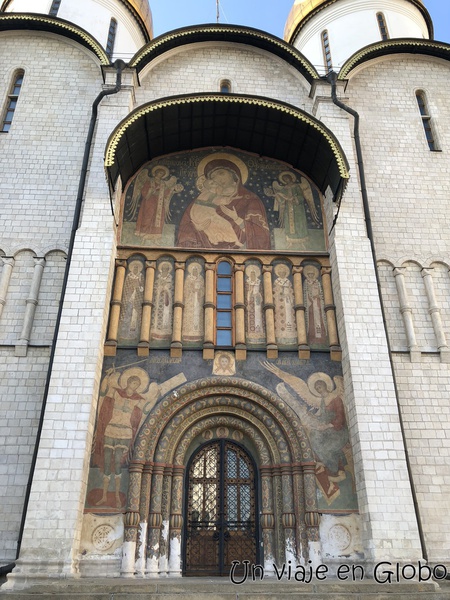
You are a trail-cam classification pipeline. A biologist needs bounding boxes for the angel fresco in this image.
[265,171,319,250]
[127,165,183,242]
[88,366,186,510]
[262,362,354,506]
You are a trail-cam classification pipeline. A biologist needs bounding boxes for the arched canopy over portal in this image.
[105,94,350,201]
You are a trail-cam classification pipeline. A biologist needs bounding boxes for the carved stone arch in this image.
[377,257,395,269]
[427,257,450,270]
[122,377,320,579]
[133,378,313,464]
[173,413,275,466]
[401,258,425,269]
[154,402,290,465]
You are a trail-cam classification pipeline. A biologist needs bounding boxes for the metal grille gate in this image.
[184,439,258,576]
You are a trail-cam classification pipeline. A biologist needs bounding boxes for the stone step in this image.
[1,578,450,600]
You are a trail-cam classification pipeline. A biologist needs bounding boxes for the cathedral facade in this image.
[0,0,449,588]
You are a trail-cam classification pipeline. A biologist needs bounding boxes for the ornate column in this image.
[105,259,127,356]
[158,466,174,575]
[291,462,307,563]
[321,266,341,361]
[168,465,184,577]
[302,462,321,567]
[271,465,284,565]
[421,268,450,363]
[0,257,14,322]
[262,265,277,358]
[203,262,215,359]
[146,463,165,577]
[135,463,153,577]
[259,466,276,575]
[234,264,246,360]
[280,464,297,564]
[121,460,145,577]
[171,262,185,358]
[138,261,156,357]
[292,266,309,359]
[15,257,45,357]
[393,267,420,362]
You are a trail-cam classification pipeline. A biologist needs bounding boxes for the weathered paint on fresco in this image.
[85,350,357,514]
[121,149,326,253]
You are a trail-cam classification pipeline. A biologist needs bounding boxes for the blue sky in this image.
[151,0,449,44]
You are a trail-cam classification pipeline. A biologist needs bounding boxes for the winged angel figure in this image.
[265,171,320,246]
[91,366,186,508]
[262,361,354,503]
[127,165,184,241]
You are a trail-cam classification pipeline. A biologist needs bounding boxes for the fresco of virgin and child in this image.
[177,154,270,250]
[120,149,326,252]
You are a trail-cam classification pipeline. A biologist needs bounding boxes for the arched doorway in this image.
[121,378,319,578]
[183,439,258,576]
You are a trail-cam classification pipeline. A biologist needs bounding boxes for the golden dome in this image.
[122,0,153,39]
[0,0,153,39]
[284,0,425,43]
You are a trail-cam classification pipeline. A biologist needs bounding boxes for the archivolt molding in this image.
[133,377,314,464]
[158,407,282,466]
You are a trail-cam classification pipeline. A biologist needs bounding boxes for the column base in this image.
[266,345,278,359]
[170,342,182,358]
[298,345,310,360]
[104,341,117,356]
[137,342,149,357]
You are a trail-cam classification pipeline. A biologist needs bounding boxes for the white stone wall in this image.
[347,55,450,562]
[0,31,102,564]
[313,82,423,562]
[4,78,134,586]
[136,43,311,110]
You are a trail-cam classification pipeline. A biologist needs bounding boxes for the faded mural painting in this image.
[121,149,326,252]
[85,352,357,514]
[86,146,357,548]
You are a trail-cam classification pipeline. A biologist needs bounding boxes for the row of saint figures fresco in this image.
[120,149,326,253]
[117,258,329,349]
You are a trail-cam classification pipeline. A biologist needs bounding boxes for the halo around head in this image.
[128,260,144,273]
[303,264,319,279]
[274,263,290,278]
[151,165,169,178]
[307,372,334,396]
[187,261,202,274]
[279,170,297,182]
[198,152,249,184]
[245,264,261,277]
[119,367,150,394]
[158,260,173,272]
